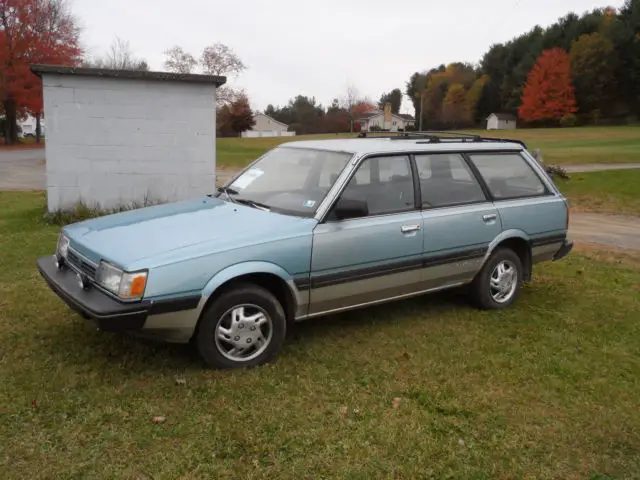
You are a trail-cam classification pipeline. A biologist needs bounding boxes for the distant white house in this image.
[357,108,415,132]
[486,113,517,130]
[19,114,46,138]
[241,113,295,138]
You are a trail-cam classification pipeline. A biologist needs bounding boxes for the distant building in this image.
[19,114,46,138]
[241,113,295,138]
[357,104,415,132]
[486,113,517,130]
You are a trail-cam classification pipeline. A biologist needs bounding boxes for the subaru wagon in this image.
[37,132,573,369]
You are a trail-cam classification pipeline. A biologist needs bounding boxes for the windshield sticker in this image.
[303,200,316,208]
[233,168,264,190]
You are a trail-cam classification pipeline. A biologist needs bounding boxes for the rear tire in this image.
[196,283,287,369]
[470,248,522,310]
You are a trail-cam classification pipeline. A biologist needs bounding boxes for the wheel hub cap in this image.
[215,304,273,362]
[490,260,518,303]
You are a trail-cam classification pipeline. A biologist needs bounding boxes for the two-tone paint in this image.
[37,138,570,343]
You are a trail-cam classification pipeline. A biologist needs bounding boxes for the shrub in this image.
[560,114,577,127]
[545,164,570,180]
[44,197,161,226]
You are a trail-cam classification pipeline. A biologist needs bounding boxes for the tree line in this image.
[407,0,640,128]
[259,88,405,136]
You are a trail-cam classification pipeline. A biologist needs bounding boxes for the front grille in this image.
[66,249,97,279]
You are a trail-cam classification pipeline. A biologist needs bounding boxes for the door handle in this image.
[401,224,421,233]
[482,214,497,222]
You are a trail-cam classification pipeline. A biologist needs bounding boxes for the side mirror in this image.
[333,197,368,220]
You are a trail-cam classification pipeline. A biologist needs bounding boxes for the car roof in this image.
[280,138,525,156]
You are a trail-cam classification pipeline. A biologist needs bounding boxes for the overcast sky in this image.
[74,0,625,114]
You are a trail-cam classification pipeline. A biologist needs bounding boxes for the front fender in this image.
[202,261,295,298]
[201,262,307,319]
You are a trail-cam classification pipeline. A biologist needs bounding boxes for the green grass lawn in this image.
[1,191,640,478]
[217,126,640,168]
[557,169,640,216]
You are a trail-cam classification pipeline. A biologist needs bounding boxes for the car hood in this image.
[64,197,317,268]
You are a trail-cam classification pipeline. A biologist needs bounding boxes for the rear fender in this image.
[479,229,531,270]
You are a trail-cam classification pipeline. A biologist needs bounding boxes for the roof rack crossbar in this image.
[356,130,527,148]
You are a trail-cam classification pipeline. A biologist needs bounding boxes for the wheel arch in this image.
[198,262,301,331]
[482,230,533,281]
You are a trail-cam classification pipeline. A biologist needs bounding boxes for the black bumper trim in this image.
[37,256,201,332]
[553,239,574,261]
[531,233,567,247]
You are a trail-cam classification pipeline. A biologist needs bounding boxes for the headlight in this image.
[56,233,70,259]
[96,261,147,299]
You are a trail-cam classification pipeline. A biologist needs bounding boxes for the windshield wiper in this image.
[215,186,239,202]
[235,198,271,211]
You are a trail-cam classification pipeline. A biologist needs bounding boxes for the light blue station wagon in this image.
[38,132,573,368]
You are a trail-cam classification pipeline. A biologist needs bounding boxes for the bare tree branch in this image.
[341,84,360,133]
[84,37,148,70]
[200,43,246,77]
[163,46,197,74]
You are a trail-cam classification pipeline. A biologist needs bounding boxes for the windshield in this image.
[222,147,353,217]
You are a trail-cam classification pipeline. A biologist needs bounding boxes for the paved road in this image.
[0,148,46,190]
[563,163,640,173]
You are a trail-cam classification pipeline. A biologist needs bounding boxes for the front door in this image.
[308,154,423,315]
[415,153,502,288]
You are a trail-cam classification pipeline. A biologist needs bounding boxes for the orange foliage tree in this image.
[518,48,578,123]
[352,101,376,118]
[0,0,81,143]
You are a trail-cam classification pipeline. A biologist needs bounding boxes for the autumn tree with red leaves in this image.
[217,94,255,137]
[518,48,578,123]
[0,0,81,144]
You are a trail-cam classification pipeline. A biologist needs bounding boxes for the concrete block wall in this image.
[42,74,217,211]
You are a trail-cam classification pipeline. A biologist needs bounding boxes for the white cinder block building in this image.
[30,65,226,212]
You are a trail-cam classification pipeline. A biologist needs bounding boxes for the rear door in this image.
[467,152,567,262]
[416,153,502,288]
[308,154,424,315]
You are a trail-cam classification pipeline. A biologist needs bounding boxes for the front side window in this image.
[334,155,415,218]
[226,147,353,217]
[469,153,548,200]
[415,154,486,208]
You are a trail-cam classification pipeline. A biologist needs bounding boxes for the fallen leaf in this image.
[31,399,37,409]
[152,416,166,424]
[392,397,401,409]
[339,406,348,417]
[458,438,465,446]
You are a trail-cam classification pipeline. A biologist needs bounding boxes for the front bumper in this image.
[553,239,574,261]
[37,255,147,331]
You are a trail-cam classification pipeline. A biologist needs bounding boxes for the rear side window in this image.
[415,154,486,208]
[469,153,548,200]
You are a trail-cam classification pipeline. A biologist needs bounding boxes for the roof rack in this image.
[356,130,527,149]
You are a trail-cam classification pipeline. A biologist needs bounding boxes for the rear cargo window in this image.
[469,153,548,200]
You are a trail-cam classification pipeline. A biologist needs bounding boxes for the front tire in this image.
[196,284,287,369]
[470,248,522,310]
